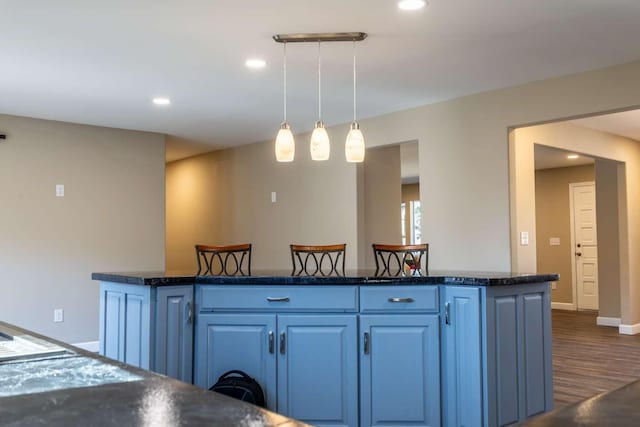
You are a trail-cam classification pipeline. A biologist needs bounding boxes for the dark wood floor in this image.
[552,310,640,407]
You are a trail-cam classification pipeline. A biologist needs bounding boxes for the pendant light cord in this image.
[318,41,322,121]
[283,42,287,122]
[353,40,357,122]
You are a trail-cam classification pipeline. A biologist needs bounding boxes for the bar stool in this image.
[290,244,346,276]
[372,243,429,276]
[195,243,252,275]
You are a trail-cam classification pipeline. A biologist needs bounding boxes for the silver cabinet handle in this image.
[267,297,290,303]
[364,332,370,355]
[280,332,286,355]
[388,297,415,303]
[445,302,451,325]
[269,331,274,354]
[186,301,193,324]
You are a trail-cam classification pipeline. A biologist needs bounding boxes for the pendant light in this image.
[345,41,365,162]
[310,41,330,161]
[275,42,295,162]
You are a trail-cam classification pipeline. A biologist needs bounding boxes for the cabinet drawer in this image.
[360,286,439,313]
[198,285,358,312]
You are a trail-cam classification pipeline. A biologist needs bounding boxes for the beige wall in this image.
[362,146,402,269]
[166,132,359,271]
[513,121,640,324]
[0,114,165,343]
[535,165,595,304]
[596,159,622,318]
[166,60,640,323]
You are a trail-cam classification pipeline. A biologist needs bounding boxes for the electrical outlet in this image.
[54,309,64,323]
[56,184,65,197]
[520,231,529,246]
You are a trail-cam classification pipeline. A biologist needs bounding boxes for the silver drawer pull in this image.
[388,297,414,303]
[267,297,290,303]
[186,301,193,324]
[364,332,370,355]
[280,332,286,354]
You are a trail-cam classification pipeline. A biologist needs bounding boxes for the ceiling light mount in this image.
[273,32,367,44]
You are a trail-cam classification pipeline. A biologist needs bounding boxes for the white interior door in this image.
[571,183,598,310]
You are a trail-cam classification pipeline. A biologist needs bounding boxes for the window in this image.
[401,200,421,245]
[410,200,421,244]
[401,202,407,245]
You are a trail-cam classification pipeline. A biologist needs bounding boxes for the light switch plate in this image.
[520,231,529,246]
[56,184,65,197]
[53,309,64,323]
[550,237,561,246]
[271,192,276,203]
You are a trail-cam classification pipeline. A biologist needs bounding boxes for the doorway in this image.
[517,112,631,325]
[400,142,421,245]
[533,144,599,312]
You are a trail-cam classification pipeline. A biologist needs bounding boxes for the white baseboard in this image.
[619,323,640,335]
[551,302,576,311]
[72,341,99,352]
[597,316,621,327]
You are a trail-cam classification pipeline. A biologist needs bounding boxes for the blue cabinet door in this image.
[155,286,194,383]
[194,313,277,409]
[360,315,440,427]
[99,282,151,369]
[277,315,358,427]
[442,286,483,427]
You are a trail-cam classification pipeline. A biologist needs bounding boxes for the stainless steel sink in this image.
[0,332,70,363]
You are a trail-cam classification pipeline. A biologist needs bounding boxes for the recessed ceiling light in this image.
[152,97,171,106]
[398,0,428,11]
[567,154,579,159]
[245,59,267,69]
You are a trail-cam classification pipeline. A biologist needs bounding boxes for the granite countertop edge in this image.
[92,271,560,287]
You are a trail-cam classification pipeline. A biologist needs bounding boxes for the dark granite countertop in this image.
[0,321,307,427]
[92,269,559,287]
[519,380,640,426]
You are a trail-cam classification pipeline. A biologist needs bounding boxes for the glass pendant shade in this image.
[345,122,365,162]
[275,122,295,162]
[310,121,330,161]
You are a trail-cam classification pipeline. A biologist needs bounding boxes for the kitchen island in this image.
[0,321,306,426]
[93,270,559,427]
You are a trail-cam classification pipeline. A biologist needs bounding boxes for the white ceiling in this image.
[570,110,640,142]
[534,144,594,170]
[2,1,640,162]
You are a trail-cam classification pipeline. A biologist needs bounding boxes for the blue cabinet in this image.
[155,286,194,383]
[483,285,554,426]
[278,315,358,427]
[99,280,553,427]
[194,285,359,426]
[99,282,193,381]
[195,313,277,408]
[442,286,483,427]
[360,315,440,427]
[99,283,151,369]
[441,283,554,427]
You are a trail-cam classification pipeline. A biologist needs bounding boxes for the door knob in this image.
[575,252,582,256]
[577,243,582,248]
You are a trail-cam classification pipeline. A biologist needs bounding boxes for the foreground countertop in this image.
[0,321,306,427]
[92,269,559,287]
[520,380,640,426]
